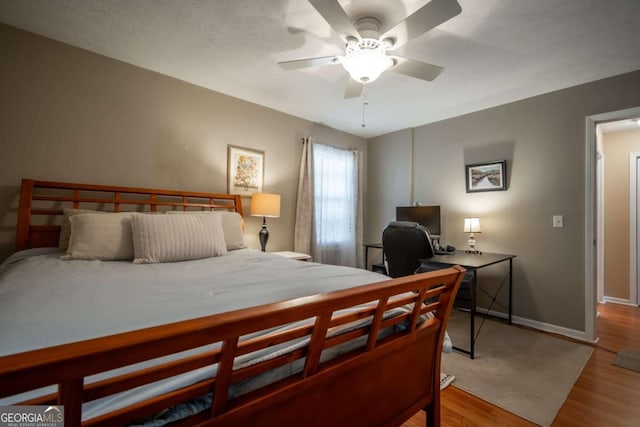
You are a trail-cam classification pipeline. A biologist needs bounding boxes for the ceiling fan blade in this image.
[278,55,341,70]
[308,0,360,42]
[390,57,444,81]
[344,78,363,99]
[381,0,461,50]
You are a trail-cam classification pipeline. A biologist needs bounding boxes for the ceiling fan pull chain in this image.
[361,85,369,128]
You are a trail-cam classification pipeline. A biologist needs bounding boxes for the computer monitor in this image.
[396,205,441,237]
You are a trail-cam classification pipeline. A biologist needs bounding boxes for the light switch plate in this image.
[553,215,563,228]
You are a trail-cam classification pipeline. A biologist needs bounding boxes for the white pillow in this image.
[131,213,227,264]
[167,211,246,250]
[59,208,106,250]
[62,212,134,260]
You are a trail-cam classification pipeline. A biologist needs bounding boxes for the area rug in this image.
[612,348,640,372]
[441,312,592,427]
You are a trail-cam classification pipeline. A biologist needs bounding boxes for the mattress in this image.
[0,248,395,419]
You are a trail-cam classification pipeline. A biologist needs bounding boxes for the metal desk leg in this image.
[470,269,476,359]
[365,247,369,271]
[509,258,513,325]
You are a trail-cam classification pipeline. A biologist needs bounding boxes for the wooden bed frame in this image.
[0,179,464,427]
[15,179,243,251]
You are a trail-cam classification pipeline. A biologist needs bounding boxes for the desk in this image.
[363,242,383,271]
[421,252,516,359]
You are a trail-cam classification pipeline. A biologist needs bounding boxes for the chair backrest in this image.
[382,221,435,278]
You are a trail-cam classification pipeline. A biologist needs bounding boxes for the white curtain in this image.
[294,138,363,268]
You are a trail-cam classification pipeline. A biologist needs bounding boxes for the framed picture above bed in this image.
[465,160,507,193]
[227,145,264,196]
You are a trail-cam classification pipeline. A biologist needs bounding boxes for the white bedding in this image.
[0,248,451,421]
[0,248,387,355]
[0,248,399,419]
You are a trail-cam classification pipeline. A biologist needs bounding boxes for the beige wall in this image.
[0,24,366,260]
[364,128,413,269]
[367,70,640,332]
[602,128,640,300]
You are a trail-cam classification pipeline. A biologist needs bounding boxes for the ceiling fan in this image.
[278,0,462,98]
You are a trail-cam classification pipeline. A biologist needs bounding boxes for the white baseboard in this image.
[475,306,599,344]
[475,307,508,320]
[602,296,638,307]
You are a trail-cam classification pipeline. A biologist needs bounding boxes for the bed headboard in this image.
[16,179,243,251]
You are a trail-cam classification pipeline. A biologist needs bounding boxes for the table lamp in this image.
[250,193,281,252]
[463,217,482,253]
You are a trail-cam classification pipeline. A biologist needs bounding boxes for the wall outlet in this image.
[553,215,564,228]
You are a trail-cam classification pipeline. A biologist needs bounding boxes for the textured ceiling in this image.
[1,0,640,138]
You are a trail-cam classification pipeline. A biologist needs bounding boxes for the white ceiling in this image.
[599,119,640,134]
[1,0,640,138]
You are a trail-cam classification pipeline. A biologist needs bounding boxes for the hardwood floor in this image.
[553,303,640,427]
[402,303,640,426]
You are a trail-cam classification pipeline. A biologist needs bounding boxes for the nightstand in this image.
[272,251,311,261]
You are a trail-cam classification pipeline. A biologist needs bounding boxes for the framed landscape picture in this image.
[465,160,507,193]
[227,145,264,196]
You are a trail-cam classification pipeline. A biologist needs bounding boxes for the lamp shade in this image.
[250,193,280,218]
[463,217,482,233]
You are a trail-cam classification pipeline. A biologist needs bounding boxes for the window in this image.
[312,143,357,266]
[294,139,362,267]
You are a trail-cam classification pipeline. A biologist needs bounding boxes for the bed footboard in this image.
[0,267,464,427]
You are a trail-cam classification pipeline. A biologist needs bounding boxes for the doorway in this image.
[598,124,640,306]
[628,151,640,305]
[586,107,640,342]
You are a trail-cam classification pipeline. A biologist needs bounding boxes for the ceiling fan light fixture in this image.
[341,38,393,84]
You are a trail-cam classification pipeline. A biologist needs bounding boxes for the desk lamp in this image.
[250,193,281,252]
[463,217,482,253]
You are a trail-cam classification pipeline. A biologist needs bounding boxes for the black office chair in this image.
[382,221,473,310]
[382,221,435,278]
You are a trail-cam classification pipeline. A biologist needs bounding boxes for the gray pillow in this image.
[59,208,106,250]
[131,213,227,264]
[167,211,247,250]
[62,212,134,260]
